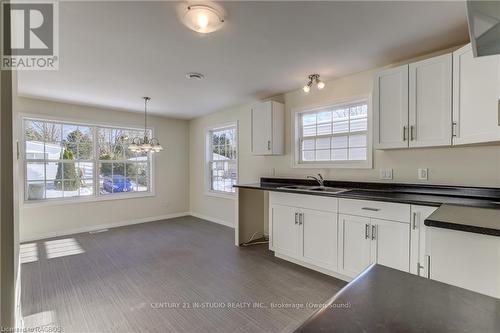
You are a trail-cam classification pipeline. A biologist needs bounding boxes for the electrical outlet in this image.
[379,168,393,180]
[418,168,428,180]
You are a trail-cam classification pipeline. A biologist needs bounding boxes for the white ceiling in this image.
[17,1,469,119]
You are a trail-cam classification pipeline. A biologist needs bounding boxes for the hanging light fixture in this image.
[128,97,163,153]
[303,74,325,93]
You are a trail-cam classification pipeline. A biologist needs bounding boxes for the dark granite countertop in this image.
[425,204,500,237]
[294,264,500,333]
[235,178,500,236]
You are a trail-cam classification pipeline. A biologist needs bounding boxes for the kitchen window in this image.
[206,124,237,195]
[294,99,372,168]
[23,118,152,202]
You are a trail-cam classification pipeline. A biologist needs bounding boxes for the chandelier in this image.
[128,97,163,153]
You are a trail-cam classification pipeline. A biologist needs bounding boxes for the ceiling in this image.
[17,1,469,119]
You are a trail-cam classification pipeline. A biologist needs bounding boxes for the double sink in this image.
[277,185,349,194]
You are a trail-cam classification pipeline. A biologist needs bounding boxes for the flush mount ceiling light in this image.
[183,4,225,34]
[303,74,325,93]
[128,97,163,153]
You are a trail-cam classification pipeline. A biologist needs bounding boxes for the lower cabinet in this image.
[338,214,410,277]
[270,204,300,258]
[301,208,338,270]
[409,205,438,277]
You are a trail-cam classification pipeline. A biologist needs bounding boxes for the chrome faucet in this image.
[307,173,325,187]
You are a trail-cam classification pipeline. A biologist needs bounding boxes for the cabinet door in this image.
[374,64,409,149]
[300,209,338,270]
[371,218,410,272]
[426,227,500,298]
[338,214,371,277]
[251,102,273,155]
[453,44,500,145]
[409,54,452,147]
[409,205,437,276]
[270,204,299,258]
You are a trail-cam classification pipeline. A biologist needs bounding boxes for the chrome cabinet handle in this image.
[371,225,376,240]
[410,125,415,141]
[403,125,407,141]
[299,213,303,225]
[412,212,418,230]
[424,255,431,279]
[267,140,271,150]
[362,207,380,212]
[417,262,425,276]
[452,121,457,137]
[365,224,370,239]
[294,212,298,225]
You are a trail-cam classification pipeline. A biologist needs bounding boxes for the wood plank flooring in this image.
[20,216,346,333]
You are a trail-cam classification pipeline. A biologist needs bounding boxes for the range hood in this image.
[467,1,500,57]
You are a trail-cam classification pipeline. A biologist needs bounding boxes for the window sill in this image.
[22,191,155,208]
[205,191,236,200]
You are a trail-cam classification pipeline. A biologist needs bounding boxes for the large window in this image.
[296,100,371,168]
[24,118,152,202]
[206,124,237,194]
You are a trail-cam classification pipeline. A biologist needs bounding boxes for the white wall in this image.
[15,96,190,241]
[189,65,500,227]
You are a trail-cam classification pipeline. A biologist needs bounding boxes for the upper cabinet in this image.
[251,101,285,155]
[409,54,452,147]
[373,64,409,149]
[452,44,500,145]
[374,54,452,149]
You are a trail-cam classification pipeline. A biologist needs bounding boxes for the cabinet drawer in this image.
[269,192,338,213]
[339,198,410,223]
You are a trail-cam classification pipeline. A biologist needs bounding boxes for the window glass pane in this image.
[315,149,330,161]
[136,163,149,192]
[332,149,348,161]
[317,122,332,136]
[99,162,112,195]
[317,111,332,123]
[350,118,367,132]
[315,137,331,150]
[333,121,349,133]
[26,181,45,200]
[349,148,367,161]
[26,162,44,181]
[45,142,63,160]
[333,109,349,121]
[302,150,315,161]
[80,179,94,197]
[332,136,348,149]
[25,120,45,142]
[43,122,62,144]
[302,114,316,126]
[349,134,367,148]
[302,139,315,150]
[302,125,316,137]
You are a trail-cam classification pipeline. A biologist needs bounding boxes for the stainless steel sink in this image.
[277,185,349,194]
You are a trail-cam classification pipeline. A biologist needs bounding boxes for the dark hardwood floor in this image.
[20,216,346,332]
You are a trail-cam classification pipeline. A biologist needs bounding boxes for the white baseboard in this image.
[189,211,234,228]
[20,212,190,242]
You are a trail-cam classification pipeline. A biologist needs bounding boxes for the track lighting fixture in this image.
[303,74,325,93]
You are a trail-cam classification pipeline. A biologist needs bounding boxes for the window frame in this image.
[292,96,373,169]
[204,122,238,199]
[21,115,155,206]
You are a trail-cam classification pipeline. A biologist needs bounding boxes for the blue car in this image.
[103,175,133,193]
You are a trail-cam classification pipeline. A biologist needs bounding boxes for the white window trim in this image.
[204,122,238,199]
[20,114,156,207]
[291,96,373,169]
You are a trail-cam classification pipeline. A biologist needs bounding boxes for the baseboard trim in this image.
[189,211,234,228]
[20,212,190,242]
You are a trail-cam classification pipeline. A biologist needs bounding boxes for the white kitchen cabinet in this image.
[426,227,500,298]
[409,54,452,147]
[374,64,409,149]
[269,192,338,273]
[270,204,299,258]
[452,44,500,145]
[300,208,338,270]
[338,214,371,277]
[371,218,410,272]
[409,205,438,277]
[251,101,285,155]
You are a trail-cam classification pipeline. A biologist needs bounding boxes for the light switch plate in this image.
[418,168,428,180]
[379,168,393,180]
